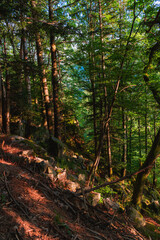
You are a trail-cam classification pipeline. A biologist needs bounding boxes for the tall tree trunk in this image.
[107,124,112,177]
[138,117,142,167]
[31,0,53,136]
[129,117,132,172]
[22,29,32,138]
[16,36,25,136]
[88,0,97,157]
[153,113,157,187]
[36,33,53,135]
[0,68,2,133]
[98,0,112,177]
[145,88,148,155]
[3,37,10,134]
[49,0,60,140]
[132,128,160,207]
[48,0,64,157]
[121,107,127,177]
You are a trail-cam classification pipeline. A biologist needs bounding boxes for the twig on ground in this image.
[86,227,108,240]
[109,209,118,225]
[52,224,71,240]
[15,228,23,240]
[38,181,76,215]
[84,234,104,240]
[3,171,30,219]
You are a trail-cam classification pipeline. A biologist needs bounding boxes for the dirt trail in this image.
[0,134,148,239]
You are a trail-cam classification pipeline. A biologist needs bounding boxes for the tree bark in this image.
[121,107,127,177]
[132,128,160,207]
[88,0,97,157]
[21,30,32,138]
[107,124,112,177]
[3,37,10,134]
[35,32,53,135]
[138,117,142,167]
[145,88,148,155]
[31,0,53,136]
[0,68,2,133]
[153,113,157,186]
[49,0,60,140]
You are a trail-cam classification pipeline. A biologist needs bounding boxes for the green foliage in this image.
[95,185,116,198]
[0,193,7,205]
[54,214,72,236]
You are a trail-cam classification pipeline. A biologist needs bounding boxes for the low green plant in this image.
[0,193,7,204]
[54,214,72,236]
[54,214,61,225]
[95,185,116,198]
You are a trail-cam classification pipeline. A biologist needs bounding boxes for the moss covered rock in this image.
[127,206,146,227]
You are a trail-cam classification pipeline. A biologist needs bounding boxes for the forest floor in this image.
[0,134,159,240]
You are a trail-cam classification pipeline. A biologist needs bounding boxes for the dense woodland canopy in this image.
[0,0,160,207]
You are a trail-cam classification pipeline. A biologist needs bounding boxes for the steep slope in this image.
[0,134,153,239]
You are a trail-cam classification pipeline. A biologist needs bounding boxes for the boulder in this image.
[127,206,146,227]
[103,197,120,211]
[78,174,85,183]
[88,192,101,207]
[66,180,80,192]
[45,165,57,181]
[19,149,34,157]
[57,170,67,184]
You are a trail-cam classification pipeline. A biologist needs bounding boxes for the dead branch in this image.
[3,171,30,219]
[77,164,153,196]
[86,227,108,240]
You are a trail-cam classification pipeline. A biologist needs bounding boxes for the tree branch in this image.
[144,42,160,105]
[145,9,160,33]
[76,164,153,196]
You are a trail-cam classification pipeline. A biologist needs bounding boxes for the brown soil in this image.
[0,134,150,239]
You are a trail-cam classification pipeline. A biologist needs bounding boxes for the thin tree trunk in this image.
[3,37,10,134]
[153,113,156,187]
[138,117,142,167]
[36,33,53,135]
[145,88,148,155]
[121,107,127,177]
[22,30,32,138]
[98,0,112,175]
[107,124,112,177]
[0,68,2,133]
[31,0,53,136]
[88,0,97,156]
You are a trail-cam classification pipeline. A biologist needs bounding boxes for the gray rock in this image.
[88,192,101,207]
[66,180,80,192]
[20,149,34,157]
[78,174,85,183]
[92,192,101,206]
[57,170,67,184]
[104,197,120,210]
[127,206,146,227]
